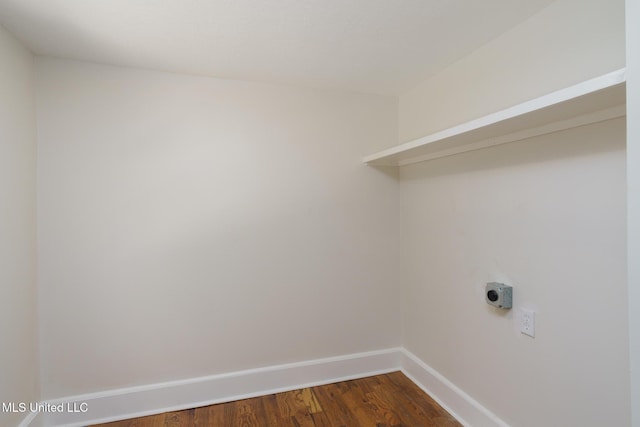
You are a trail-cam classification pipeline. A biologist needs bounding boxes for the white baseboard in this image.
[37,348,402,427]
[24,348,508,427]
[400,349,509,427]
[17,412,42,427]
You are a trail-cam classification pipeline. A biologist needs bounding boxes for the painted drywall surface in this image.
[400,120,628,426]
[397,0,629,425]
[0,24,39,426]
[35,58,400,398]
[398,0,626,142]
[627,0,640,424]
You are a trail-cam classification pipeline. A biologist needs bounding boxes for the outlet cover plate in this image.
[520,309,535,337]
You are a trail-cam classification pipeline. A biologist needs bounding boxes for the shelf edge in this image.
[397,105,626,166]
[363,68,627,166]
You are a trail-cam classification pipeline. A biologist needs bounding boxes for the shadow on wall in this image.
[394,117,626,180]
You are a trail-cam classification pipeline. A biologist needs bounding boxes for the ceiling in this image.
[0,0,554,95]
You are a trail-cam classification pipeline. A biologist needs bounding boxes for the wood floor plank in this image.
[331,379,385,426]
[261,393,295,427]
[310,383,352,427]
[90,372,462,427]
[231,397,265,427]
[382,372,458,426]
[296,388,323,414]
[192,405,211,426]
[358,374,425,426]
[360,376,404,426]
[164,411,183,427]
[275,389,316,427]
[210,402,227,426]
[249,396,269,427]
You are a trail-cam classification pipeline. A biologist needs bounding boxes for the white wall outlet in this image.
[520,309,535,337]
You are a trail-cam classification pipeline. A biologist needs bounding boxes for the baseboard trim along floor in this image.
[399,350,510,427]
[26,348,508,427]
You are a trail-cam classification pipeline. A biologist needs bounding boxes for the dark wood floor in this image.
[91,371,461,427]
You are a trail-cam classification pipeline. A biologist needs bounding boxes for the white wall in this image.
[0,24,39,426]
[35,58,400,398]
[400,121,628,426]
[399,0,625,142]
[627,0,640,424]
[397,0,629,426]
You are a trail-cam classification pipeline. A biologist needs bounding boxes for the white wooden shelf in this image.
[364,69,627,166]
